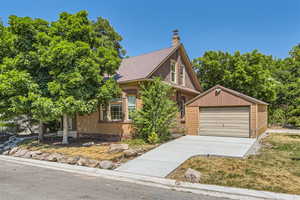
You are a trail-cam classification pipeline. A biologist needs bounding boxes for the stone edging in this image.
[0,155,299,200]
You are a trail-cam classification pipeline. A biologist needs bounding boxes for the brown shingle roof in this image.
[115,46,177,82]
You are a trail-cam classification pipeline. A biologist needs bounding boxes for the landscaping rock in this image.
[109,144,129,153]
[14,149,29,157]
[40,153,51,160]
[184,168,201,183]
[66,156,80,165]
[124,149,137,157]
[82,142,94,147]
[87,160,99,168]
[77,157,89,166]
[99,160,114,169]
[23,151,33,158]
[2,150,9,155]
[9,147,20,155]
[47,153,64,162]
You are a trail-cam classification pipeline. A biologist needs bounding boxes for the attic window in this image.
[170,60,177,83]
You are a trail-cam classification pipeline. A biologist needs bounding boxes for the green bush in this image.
[132,77,178,143]
[147,132,159,144]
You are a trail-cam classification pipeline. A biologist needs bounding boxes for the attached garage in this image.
[185,85,268,138]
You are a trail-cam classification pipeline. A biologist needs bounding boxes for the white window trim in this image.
[170,59,177,84]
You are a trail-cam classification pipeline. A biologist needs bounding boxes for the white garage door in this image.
[199,107,250,137]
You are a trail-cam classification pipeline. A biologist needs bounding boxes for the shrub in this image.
[147,132,159,144]
[132,77,178,143]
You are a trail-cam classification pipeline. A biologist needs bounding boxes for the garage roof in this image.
[186,85,268,106]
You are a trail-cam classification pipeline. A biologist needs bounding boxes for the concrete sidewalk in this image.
[1,155,299,200]
[116,136,256,177]
[267,129,300,134]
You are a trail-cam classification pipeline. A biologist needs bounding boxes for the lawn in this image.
[168,133,300,195]
[18,137,156,162]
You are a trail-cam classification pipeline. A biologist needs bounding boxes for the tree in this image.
[271,45,300,127]
[193,50,278,104]
[0,11,123,143]
[132,78,178,143]
[43,11,123,144]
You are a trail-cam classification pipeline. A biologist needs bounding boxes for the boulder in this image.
[87,160,99,168]
[109,144,129,153]
[99,160,114,169]
[124,149,137,158]
[14,149,29,157]
[23,151,33,158]
[66,156,80,165]
[9,147,20,155]
[184,168,201,183]
[47,153,64,162]
[40,153,51,160]
[2,150,9,155]
[77,157,89,166]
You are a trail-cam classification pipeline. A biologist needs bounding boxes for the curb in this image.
[0,155,299,200]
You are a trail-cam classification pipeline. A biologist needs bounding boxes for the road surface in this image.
[0,160,228,200]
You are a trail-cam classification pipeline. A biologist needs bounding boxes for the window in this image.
[180,65,185,86]
[99,97,123,121]
[170,60,177,83]
[127,95,136,120]
[110,103,122,121]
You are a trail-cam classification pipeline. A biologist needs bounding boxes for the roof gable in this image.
[186,85,268,106]
[115,46,177,82]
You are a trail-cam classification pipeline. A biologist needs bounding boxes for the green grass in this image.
[168,133,300,195]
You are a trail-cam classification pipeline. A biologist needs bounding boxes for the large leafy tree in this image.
[271,45,300,127]
[193,50,278,104]
[0,11,123,143]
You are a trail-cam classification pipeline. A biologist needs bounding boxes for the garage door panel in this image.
[199,107,249,137]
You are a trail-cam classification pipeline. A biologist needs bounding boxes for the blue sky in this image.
[1,0,299,59]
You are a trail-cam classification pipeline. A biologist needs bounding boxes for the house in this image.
[64,31,268,140]
[70,30,202,140]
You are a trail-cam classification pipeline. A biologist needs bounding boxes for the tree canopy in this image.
[193,48,299,127]
[0,11,123,141]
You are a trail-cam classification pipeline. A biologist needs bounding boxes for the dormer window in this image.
[180,65,185,86]
[170,60,177,83]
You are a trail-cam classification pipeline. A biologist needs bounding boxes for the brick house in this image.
[64,31,268,140]
[68,31,202,139]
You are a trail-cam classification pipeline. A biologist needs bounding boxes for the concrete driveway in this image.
[116,136,256,177]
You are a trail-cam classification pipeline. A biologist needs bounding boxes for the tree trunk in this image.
[38,121,44,142]
[62,114,69,144]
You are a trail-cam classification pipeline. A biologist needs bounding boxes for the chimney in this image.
[172,29,180,46]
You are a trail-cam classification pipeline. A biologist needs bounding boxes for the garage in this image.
[199,107,249,137]
[185,85,268,138]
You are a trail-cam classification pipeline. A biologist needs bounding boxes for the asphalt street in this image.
[0,160,229,200]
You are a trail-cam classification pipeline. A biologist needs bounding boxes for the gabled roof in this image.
[186,85,268,105]
[115,44,202,92]
[115,46,177,82]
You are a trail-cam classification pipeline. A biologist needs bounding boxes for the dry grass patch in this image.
[168,133,300,195]
[19,138,155,161]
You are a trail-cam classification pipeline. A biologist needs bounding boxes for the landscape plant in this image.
[132,78,178,143]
